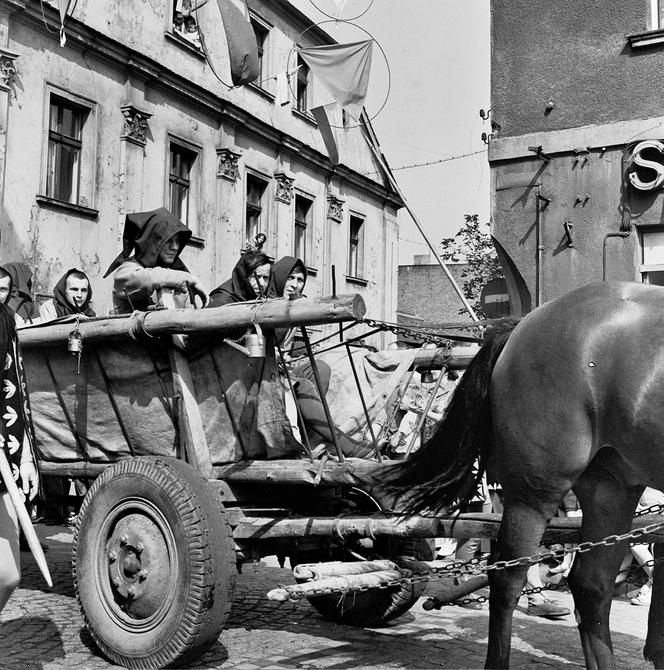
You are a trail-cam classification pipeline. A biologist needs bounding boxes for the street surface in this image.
[0,523,653,670]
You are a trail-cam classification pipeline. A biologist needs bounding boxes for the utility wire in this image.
[367,148,487,175]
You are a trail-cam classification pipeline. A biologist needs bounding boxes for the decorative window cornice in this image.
[216,147,243,182]
[274,170,295,204]
[0,48,19,92]
[120,103,152,146]
[327,191,345,222]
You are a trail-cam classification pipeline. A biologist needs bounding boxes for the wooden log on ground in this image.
[18,294,365,346]
[293,559,398,580]
[267,569,403,602]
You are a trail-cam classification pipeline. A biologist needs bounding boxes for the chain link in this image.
[360,317,465,347]
[278,516,664,603]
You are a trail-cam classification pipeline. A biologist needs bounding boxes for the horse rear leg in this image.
[485,498,558,669]
[645,542,664,667]
[571,468,643,670]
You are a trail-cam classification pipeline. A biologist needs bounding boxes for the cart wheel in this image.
[73,457,236,669]
[290,488,434,627]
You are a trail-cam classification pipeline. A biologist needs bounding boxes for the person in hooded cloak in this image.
[208,251,272,308]
[267,255,367,459]
[39,268,96,323]
[3,263,35,324]
[104,207,207,314]
[0,302,38,612]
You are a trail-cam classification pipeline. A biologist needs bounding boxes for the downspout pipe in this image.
[602,231,632,281]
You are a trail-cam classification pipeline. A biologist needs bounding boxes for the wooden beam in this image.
[18,294,366,346]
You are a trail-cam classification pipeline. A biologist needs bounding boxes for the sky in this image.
[288,0,491,265]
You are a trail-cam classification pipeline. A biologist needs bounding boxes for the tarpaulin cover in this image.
[22,334,299,467]
[217,0,259,86]
[304,348,415,440]
[298,40,373,121]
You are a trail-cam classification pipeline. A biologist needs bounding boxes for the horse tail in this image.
[381,318,519,514]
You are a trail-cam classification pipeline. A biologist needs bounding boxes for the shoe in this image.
[457,600,483,610]
[631,583,652,606]
[526,598,571,618]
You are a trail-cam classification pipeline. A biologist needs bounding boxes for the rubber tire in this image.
[290,488,434,627]
[73,457,236,669]
[298,537,433,627]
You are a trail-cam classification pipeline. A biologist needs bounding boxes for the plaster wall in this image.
[0,0,399,326]
[491,0,662,138]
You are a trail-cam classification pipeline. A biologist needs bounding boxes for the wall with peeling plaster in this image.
[0,0,400,340]
[489,0,664,312]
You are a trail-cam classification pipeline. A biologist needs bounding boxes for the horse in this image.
[381,280,664,669]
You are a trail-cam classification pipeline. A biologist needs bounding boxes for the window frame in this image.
[245,171,270,243]
[40,85,97,213]
[295,55,310,114]
[294,192,315,269]
[639,227,664,284]
[347,212,366,280]
[169,0,203,52]
[249,12,272,92]
[166,135,202,241]
[651,0,664,30]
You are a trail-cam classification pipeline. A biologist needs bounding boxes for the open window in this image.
[172,0,202,49]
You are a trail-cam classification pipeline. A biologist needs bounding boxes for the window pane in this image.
[644,270,664,285]
[643,231,664,264]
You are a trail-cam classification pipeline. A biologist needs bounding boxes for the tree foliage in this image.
[439,214,504,316]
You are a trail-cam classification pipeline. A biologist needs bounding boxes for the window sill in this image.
[247,82,275,103]
[187,235,205,249]
[36,195,99,219]
[292,107,318,126]
[345,274,368,287]
[306,266,317,276]
[164,30,206,60]
[627,28,664,49]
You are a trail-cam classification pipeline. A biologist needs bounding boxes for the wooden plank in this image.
[18,294,366,346]
[160,290,213,478]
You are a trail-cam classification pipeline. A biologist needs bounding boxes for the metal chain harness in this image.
[277,504,664,602]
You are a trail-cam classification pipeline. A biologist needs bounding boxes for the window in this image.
[169,143,197,227]
[172,0,201,48]
[640,230,664,284]
[251,17,269,87]
[348,214,365,278]
[651,0,664,30]
[46,96,87,204]
[246,174,268,241]
[294,194,313,265]
[296,56,310,113]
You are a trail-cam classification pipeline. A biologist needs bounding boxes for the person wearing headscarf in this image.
[39,268,96,323]
[266,256,366,459]
[104,207,207,314]
[3,263,35,324]
[0,302,38,612]
[208,251,272,308]
[0,267,25,328]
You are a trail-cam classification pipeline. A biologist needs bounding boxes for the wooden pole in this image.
[0,449,52,587]
[18,294,366,347]
[160,290,213,477]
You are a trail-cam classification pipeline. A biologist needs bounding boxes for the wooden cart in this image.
[19,295,650,670]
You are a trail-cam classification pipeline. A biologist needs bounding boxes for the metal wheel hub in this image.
[105,512,172,620]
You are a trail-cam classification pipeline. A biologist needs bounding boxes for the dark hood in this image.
[52,268,95,317]
[3,262,35,320]
[267,256,307,298]
[209,252,271,307]
[103,207,191,277]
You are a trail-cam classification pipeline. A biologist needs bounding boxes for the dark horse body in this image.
[385,281,664,669]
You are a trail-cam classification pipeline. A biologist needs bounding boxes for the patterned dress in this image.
[0,335,31,493]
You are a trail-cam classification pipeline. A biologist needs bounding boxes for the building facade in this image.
[0,0,401,329]
[490,0,664,314]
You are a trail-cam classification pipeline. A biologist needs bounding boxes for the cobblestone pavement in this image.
[0,524,654,669]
